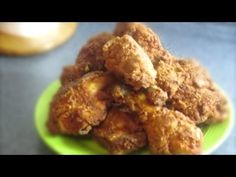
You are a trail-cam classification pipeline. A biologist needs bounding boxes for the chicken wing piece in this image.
[111,84,203,154]
[92,107,147,154]
[114,22,175,63]
[103,34,157,90]
[60,32,114,85]
[48,71,114,135]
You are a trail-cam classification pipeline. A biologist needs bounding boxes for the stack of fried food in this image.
[47,22,229,154]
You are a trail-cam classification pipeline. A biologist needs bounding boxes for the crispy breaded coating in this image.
[146,86,168,106]
[60,63,91,85]
[178,59,214,89]
[111,84,159,119]
[111,84,203,154]
[154,59,185,97]
[152,58,228,124]
[169,59,229,124]
[103,35,157,90]
[144,107,203,154]
[47,71,114,135]
[92,108,147,154]
[204,91,229,124]
[76,32,114,69]
[114,22,174,63]
[171,84,229,124]
[60,32,114,85]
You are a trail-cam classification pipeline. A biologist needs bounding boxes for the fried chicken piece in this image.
[177,59,214,89]
[153,58,213,99]
[60,63,91,85]
[114,22,175,63]
[111,84,203,154]
[204,92,229,124]
[153,58,214,96]
[92,108,147,154]
[169,59,229,124]
[170,84,229,124]
[154,59,185,98]
[152,58,228,124]
[103,34,157,90]
[144,107,203,154]
[60,32,114,85]
[48,71,114,135]
[76,32,114,69]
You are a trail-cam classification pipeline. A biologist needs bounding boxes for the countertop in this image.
[0,22,235,154]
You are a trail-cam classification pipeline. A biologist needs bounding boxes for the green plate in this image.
[35,80,234,155]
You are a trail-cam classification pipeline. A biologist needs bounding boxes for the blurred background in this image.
[0,22,235,154]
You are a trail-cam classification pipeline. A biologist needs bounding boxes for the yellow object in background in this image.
[0,22,78,56]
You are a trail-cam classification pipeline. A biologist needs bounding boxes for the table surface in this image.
[0,22,235,154]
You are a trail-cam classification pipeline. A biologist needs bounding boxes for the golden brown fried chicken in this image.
[144,107,203,154]
[154,58,214,98]
[76,32,114,69]
[60,32,113,85]
[154,59,185,98]
[92,108,147,154]
[111,84,203,154]
[205,92,229,124]
[177,59,214,89]
[151,58,228,124]
[48,71,114,135]
[171,83,229,124]
[103,35,157,90]
[49,22,229,155]
[114,22,175,63]
[169,59,229,124]
[60,63,91,85]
